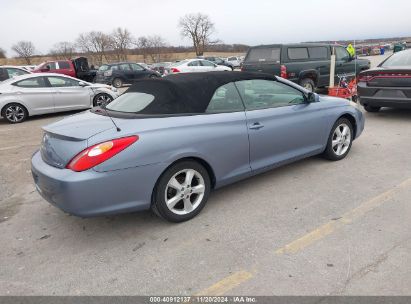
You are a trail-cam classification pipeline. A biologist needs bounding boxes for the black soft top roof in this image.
[123,72,277,114]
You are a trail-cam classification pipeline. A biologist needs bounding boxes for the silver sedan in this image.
[0,73,119,123]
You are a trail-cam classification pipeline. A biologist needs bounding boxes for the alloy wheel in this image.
[164,169,206,215]
[332,123,351,156]
[5,105,25,123]
[94,94,112,107]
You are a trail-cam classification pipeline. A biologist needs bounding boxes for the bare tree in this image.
[178,13,216,56]
[12,41,36,64]
[0,48,6,59]
[135,35,167,63]
[109,27,133,61]
[76,31,111,65]
[49,42,76,59]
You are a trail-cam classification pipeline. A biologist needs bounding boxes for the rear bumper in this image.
[31,151,166,217]
[358,82,411,109]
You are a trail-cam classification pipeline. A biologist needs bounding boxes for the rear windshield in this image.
[246,48,281,63]
[381,51,411,67]
[106,93,155,113]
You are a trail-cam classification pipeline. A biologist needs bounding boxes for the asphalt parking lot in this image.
[1,53,411,296]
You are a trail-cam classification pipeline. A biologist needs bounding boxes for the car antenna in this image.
[102,105,121,132]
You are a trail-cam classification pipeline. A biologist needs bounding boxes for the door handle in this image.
[249,122,264,130]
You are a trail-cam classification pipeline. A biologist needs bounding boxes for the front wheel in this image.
[323,118,353,161]
[93,93,113,107]
[152,161,211,222]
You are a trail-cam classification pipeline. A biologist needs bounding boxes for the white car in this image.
[168,59,232,74]
[0,73,119,123]
[226,56,242,68]
[0,65,31,82]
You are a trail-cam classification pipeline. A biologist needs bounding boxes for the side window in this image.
[206,82,244,113]
[119,64,131,71]
[201,60,215,67]
[6,68,28,77]
[188,61,201,67]
[308,47,328,59]
[0,68,9,81]
[235,79,305,111]
[131,63,144,71]
[58,61,71,69]
[287,48,309,60]
[336,47,349,61]
[14,77,47,88]
[47,76,79,87]
[46,62,57,70]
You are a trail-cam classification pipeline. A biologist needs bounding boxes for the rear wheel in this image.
[323,118,353,161]
[2,103,28,124]
[93,93,113,107]
[300,78,316,92]
[112,78,123,88]
[364,105,381,112]
[152,161,211,222]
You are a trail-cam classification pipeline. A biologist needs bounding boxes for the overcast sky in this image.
[1,0,410,55]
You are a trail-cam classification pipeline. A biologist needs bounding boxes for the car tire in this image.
[93,93,113,107]
[112,78,123,88]
[323,118,353,161]
[364,105,381,112]
[300,78,316,92]
[1,103,28,124]
[152,160,211,222]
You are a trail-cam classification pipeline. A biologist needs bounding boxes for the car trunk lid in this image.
[40,111,119,168]
[360,67,411,87]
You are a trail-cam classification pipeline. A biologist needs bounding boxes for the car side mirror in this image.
[306,92,316,103]
[78,81,88,87]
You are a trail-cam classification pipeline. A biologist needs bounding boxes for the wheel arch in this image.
[150,156,217,207]
[338,113,357,139]
[1,101,30,117]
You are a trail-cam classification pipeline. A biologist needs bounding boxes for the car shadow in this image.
[365,108,411,121]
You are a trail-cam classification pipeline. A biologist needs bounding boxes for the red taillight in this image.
[171,68,180,73]
[358,74,373,83]
[66,136,138,172]
[280,65,288,79]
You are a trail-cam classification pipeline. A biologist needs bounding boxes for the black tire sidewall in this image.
[153,161,211,222]
[2,103,28,124]
[324,118,353,161]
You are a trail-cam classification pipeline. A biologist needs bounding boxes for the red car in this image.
[33,57,96,82]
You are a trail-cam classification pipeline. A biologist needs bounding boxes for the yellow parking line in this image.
[195,271,253,296]
[275,177,411,255]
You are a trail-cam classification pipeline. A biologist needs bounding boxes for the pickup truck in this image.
[33,57,97,82]
[242,43,371,92]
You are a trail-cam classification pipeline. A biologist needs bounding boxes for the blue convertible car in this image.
[31,72,364,222]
